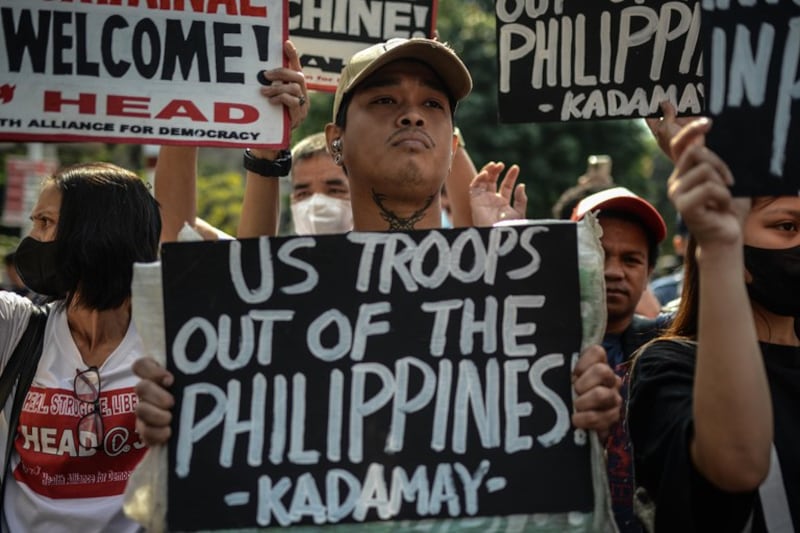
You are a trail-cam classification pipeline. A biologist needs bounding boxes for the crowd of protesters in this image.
[0,28,795,533]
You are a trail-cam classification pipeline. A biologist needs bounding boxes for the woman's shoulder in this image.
[633,337,697,380]
[0,292,52,368]
[0,290,39,319]
[639,337,696,359]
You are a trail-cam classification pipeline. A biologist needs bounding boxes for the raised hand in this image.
[667,118,750,248]
[646,100,702,162]
[258,40,309,132]
[468,161,527,227]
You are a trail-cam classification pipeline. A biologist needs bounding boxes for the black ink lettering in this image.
[251,25,271,62]
[75,13,99,76]
[101,15,130,78]
[161,19,211,82]
[300,53,345,74]
[214,22,244,84]
[52,11,72,75]
[1,7,51,73]
[132,18,161,79]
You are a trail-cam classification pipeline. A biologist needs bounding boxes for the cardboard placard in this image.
[496,0,704,123]
[161,223,591,531]
[290,0,437,93]
[702,0,800,196]
[0,1,288,148]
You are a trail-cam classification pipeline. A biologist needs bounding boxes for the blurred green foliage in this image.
[196,170,245,238]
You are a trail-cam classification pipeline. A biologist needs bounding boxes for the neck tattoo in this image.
[372,190,435,231]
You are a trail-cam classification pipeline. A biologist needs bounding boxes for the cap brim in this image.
[342,40,472,104]
[572,189,666,243]
[596,198,666,242]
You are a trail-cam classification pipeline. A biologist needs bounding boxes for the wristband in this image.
[243,148,292,177]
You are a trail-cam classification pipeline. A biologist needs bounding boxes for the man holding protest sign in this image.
[133,38,622,528]
[571,187,668,533]
[138,34,620,433]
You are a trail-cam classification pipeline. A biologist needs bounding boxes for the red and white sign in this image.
[0,1,288,148]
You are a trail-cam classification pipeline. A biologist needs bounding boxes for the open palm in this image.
[469,161,528,226]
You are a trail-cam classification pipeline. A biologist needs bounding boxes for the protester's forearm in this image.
[154,145,198,243]
[692,242,772,492]
[238,173,280,238]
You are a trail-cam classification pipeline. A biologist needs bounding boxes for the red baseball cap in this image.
[571,186,667,243]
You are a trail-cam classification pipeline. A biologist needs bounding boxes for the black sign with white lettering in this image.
[161,224,590,531]
[702,1,800,196]
[496,0,704,122]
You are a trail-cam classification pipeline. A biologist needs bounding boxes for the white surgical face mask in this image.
[291,194,354,235]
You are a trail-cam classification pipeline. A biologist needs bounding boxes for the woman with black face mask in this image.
[0,163,160,532]
[626,118,799,532]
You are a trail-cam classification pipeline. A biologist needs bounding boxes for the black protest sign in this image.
[161,224,590,531]
[289,0,436,92]
[702,1,800,196]
[496,0,704,123]
[0,1,287,148]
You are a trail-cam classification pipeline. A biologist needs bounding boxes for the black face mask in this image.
[14,237,66,298]
[744,244,800,317]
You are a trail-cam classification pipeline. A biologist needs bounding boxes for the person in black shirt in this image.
[628,118,798,532]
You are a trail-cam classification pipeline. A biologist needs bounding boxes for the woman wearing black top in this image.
[628,118,798,532]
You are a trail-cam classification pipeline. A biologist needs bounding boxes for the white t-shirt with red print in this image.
[0,293,147,533]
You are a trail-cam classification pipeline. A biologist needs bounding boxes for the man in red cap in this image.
[571,186,668,533]
[572,186,667,341]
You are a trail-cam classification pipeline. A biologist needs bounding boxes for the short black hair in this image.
[50,163,161,310]
[597,210,659,269]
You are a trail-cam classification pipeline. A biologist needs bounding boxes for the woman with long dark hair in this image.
[628,119,798,531]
